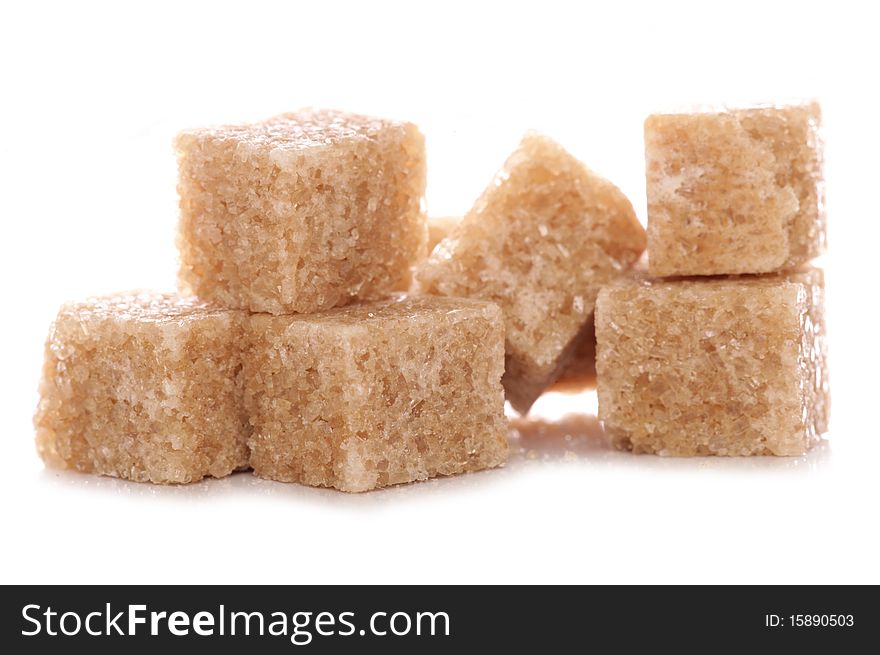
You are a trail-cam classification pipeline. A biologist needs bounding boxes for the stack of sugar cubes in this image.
[597,103,829,456]
[34,103,828,493]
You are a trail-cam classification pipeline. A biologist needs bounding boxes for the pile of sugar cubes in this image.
[34,104,829,491]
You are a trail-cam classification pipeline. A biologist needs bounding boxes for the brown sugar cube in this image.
[34,293,250,484]
[176,109,427,314]
[596,268,829,456]
[417,134,646,414]
[426,215,460,254]
[645,102,825,277]
[245,296,508,492]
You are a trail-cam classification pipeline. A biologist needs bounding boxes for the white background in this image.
[2,0,878,584]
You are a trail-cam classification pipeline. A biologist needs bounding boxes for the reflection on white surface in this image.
[38,461,513,507]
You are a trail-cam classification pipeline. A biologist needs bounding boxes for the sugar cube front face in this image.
[34,293,250,483]
[417,134,646,414]
[596,268,829,456]
[245,296,508,492]
[645,102,825,277]
[176,109,427,315]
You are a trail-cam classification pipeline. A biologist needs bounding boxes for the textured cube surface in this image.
[417,134,645,414]
[426,215,460,254]
[176,109,427,314]
[245,296,508,492]
[34,293,249,483]
[645,102,824,277]
[596,268,829,456]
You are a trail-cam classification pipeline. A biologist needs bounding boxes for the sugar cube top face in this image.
[645,102,825,277]
[596,268,828,456]
[417,134,646,414]
[245,296,508,492]
[34,293,250,484]
[176,109,427,315]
